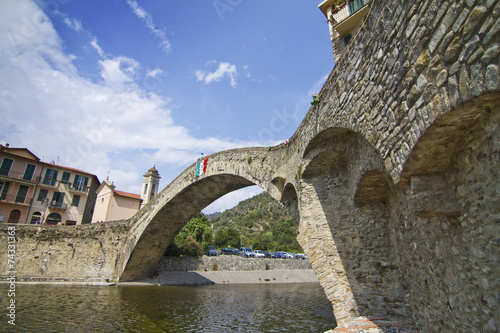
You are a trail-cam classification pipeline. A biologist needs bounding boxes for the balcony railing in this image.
[0,170,38,183]
[49,201,68,210]
[330,0,368,26]
[0,194,33,205]
[67,183,89,193]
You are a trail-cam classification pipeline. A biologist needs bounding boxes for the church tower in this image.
[141,166,160,206]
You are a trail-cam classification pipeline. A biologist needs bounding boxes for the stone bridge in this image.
[1,0,499,331]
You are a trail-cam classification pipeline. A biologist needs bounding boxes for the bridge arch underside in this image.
[120,174,254,281]
[390,94,500,332]
[297,94,499,330]
[298,128,406,326]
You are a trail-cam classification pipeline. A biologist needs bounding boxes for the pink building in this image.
[91,179,142,223]
[0,144,99,225]
[91,167,160,223]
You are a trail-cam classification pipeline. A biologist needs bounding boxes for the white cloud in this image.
[126,0,172,54]
[196,62,238,88]
[91,37,104,57]
[99,56,140,86]
[0,0,254,196]
[146,68,163,78]
[63,17,82,32]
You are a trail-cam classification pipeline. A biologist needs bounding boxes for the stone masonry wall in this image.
[155,255,312,272]
[0,222,131,283]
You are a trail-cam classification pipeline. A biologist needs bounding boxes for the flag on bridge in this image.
[196,157,208,176]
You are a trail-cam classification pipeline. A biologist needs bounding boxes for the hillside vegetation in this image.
[165,192,302,256]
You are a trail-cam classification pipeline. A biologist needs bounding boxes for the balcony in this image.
[49,201,68,210]
[0,194,33,205]
[322,0,370,36]
[66,183,89,194]
[0,170,38,185]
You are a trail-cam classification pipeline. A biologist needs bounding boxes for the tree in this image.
[164,213,212,256]
[214,227,240,248]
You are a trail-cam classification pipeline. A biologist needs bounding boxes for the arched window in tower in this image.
[150,184,156,200]
[143,183,148,195]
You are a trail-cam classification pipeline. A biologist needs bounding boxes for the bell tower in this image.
[141,166,160,205]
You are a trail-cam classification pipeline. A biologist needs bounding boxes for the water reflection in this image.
[1,283,335,332]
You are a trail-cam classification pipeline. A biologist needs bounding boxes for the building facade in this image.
[0,144,99,225]
[92,166,160,223]
[319,0,370,61]
[91,179,142,223]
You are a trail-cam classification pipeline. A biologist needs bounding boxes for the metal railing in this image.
[49,201,68,210]
[330,0,367,24]
[0,169,38,182]
[0,194,33,204]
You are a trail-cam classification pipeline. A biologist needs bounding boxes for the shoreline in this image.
[0,269,318,286]
[128,269,319,286]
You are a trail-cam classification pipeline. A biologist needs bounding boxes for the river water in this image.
[1,283,336,332]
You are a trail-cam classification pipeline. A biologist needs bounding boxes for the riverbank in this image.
[127,255,318,285]
[127,269,318,285]
[0,255,318,286]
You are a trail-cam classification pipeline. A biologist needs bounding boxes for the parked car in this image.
[272,251,287,259]
[253,250,266,258]
[208,246,218,256]
[240,247,255,258]
[295,253,308,260]
[262,251,272,258]
[286,253,296,259]
[221,247,239,255]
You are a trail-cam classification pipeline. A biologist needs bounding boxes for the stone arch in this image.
[354,170,391,208]
[121,171,262,281]
[391,93,500,331]
[299,126,408,324]
[280,182,299,222]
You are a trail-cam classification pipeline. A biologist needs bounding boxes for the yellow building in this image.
[319,0,370,61]
[0,144,99,225]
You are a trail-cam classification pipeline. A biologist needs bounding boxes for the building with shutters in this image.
[0,144,99,225]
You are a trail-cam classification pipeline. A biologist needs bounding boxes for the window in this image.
[61,172,71,184]
[15,185,29,203]
[43,169,58,186]
[23,164,36,181]
[72,195,80,207]
[344,33,352,47]
[8,210,21,223]
[51,191,65,207]
[0,181,9,200]
[73,175,89,191]
[46,212,61,225]
[348,0,365,14]
[0,158,13,176]
[37,189,48,201]
[143,183,148,194]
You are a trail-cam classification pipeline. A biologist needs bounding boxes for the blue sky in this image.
[0,0,333,213]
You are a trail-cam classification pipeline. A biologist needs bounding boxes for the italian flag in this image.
[196,157,208,176]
